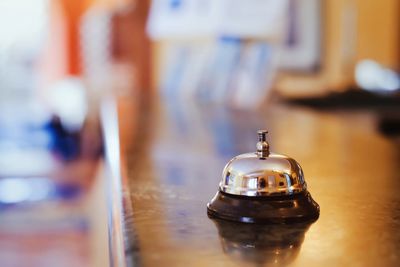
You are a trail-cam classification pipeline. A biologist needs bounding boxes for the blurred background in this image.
[0,0,399,266]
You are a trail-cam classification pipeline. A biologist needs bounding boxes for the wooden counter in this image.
[106,95,400,267]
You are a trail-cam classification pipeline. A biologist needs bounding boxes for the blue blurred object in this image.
[169,0,183,9]
[0,113,81,162]
[45,116,81,161]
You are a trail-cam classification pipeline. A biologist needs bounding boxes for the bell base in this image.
[207,190,320,224]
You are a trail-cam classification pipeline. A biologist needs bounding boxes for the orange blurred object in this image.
[59,0,93,75]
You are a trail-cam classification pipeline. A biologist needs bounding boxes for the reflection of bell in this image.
[210,218,312,266]
[207,130,320,223]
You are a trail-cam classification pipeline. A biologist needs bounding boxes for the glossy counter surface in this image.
[114,98,400,267]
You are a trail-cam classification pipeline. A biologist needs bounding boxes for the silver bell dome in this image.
[220,130,307,197]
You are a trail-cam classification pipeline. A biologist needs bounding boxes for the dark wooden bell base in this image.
[207,190,320,224]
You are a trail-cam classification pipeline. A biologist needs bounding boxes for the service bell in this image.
[207,130,320,223]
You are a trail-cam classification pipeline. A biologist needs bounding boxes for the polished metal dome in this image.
[220,130,307,197]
